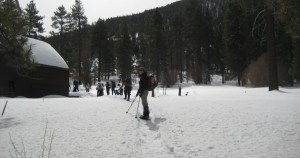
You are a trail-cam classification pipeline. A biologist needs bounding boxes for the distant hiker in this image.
[106,82,110,95]
[115,84,123,95]
[124,76,132,101]
[111,81,116,95]
[97,82,104,96]
[100,83,104,96]
[136,67,150,120]
[84,83,91,92]
[119,84,123,95]
[73,80,79,92]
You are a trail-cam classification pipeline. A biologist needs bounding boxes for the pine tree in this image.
[265,5,278,91]
[249,0,278,90]
[71,0,87,30]
[183,0,199,84]
[81,34,93,90]
[92,18,108,81]
[184,0,214,84]
[292,39,300,80]
[223,0,247,86]
[51,5,70,36]
[136,33,150,68]
[0,0,34,74]
[202,9,214,84]
[278,0,300,82]
[141,14,153,69]
[116,22,132,80]
[145,10,167,83]
[71,0,87,83]
[170,13,185,83]
[24,0,44,37]
[102,37,115,80]
[51,5,71,59]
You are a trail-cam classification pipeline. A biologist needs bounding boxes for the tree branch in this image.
[252,9,266,38]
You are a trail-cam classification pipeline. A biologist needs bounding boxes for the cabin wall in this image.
[0,65,69,98]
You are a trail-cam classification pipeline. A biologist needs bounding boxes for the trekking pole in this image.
[135,97,141,118]
[1,100,8,117]
[126,95,137,113]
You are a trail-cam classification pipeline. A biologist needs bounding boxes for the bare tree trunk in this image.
[98,53,101,82]
[265,8,278,91]
[78,19,82,84]
[237,72,241,86]
[221,65,225,84]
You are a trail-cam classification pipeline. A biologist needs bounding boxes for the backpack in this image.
[147,75,158,91]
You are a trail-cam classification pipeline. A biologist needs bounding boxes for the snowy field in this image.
[1,83,300,158]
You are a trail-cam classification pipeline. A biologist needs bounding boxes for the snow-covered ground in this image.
[1,83,300,158]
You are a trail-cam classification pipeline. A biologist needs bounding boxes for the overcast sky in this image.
[19,0,180,36]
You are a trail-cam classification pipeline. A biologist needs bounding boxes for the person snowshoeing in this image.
[136,67,150,120]
[124,76,132,101]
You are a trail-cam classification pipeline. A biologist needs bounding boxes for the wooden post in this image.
[179,84,181,96]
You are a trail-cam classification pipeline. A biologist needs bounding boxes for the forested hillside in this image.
[43,0,300,90]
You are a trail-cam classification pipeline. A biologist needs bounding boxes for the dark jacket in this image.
[124,77,132,91]
[138,71,148,95]
[111,81,116,88]
[124,77,132,86]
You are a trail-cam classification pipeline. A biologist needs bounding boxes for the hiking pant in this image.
[141,91,149,116]
[124,86,132,100]
[111,88,115,95]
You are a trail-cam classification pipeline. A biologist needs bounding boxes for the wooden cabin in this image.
[0,38,69,97]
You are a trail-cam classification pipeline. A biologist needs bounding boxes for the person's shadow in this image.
[146,117,167,131]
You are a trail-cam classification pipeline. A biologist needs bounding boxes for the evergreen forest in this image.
[1,0,300,91]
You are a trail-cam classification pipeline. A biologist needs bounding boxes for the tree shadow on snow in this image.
[146,117,167,131]
[0,117,20,129]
